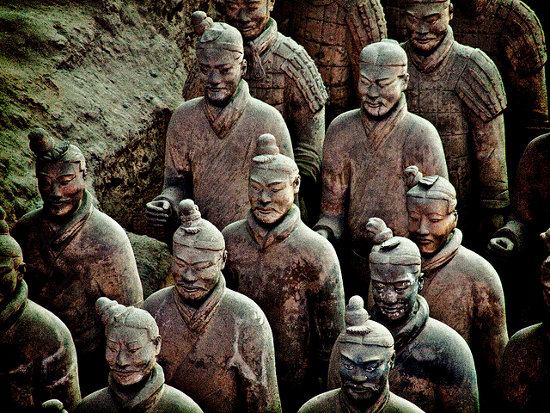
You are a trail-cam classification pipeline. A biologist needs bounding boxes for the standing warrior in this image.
[143,200,281,413]
[405,166,508,406]
[147,21,293,231]
[313,39,447,296]
[451,0,548,172]
[0,207,81,411]
[280,0,388,122]
[328,219,479,412]
[12,128,143,394]
[223,134,345,410]
[298,297,423,413]
[184,1,328,222]
[402,0,509,242]
[74,298,203,413]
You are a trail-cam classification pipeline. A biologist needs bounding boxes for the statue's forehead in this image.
[340,343,392,361]
[360,63,405,80]
[371,264,418,281]
[405,1,449,15]
[37,160,80,176]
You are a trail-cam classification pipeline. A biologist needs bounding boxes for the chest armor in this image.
[290,1,352,112]
[406,56,473,207]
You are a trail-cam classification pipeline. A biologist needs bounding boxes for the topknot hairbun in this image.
[366,217,394,245]
[404,165,423,190]
[28,128,55,156]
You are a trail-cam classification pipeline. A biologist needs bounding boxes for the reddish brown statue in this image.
[183,1,328,222]
[0,207,81,411]
[298,296,423,413]
[313,39,447,296]
[498,236,550,411]
[74,298,203,413]
[452,0,548,172]
[147,21,293,231]
[12,129,143,395]
[143,200,281,413]
[277,0,388,122]
[402,0,509,242]
[405,166,508,406]
[223,134,345,411]
[329,218,479,412]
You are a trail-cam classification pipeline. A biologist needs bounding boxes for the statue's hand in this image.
[487,236,515,259]
[316,228,330,239]
[145,199,174,227]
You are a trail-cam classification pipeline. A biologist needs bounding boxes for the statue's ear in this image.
[220,250,228,271]
[293,175,301,195]
[389,351,396,370]
[401,73,410,92]
[417,272,425,293]
[241,58,248,77]
[154,336,162,355]
[448,2,454,21]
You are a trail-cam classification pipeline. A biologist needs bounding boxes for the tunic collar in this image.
[203,79,251,138]
[360,95,408,150]
[339,383,390,413]
[172,275,226,333]
[41,189,94,251]
[373,296,429,355]
[246,204,300,251]
[406,27,455,73]
[244,18,278,81]
[0,280,28,333]
[421,228,462,275]
[108,363,165,412]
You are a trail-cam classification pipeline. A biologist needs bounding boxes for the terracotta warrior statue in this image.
[0,207,81,411]
[74,298,203,412]
[402,0,509,244]
[405,165,508,406]
[328,219,479,412]
[451,0,548,173]
[143,200,281,413]
[298,296,423,413]
[313,39,447,297]
[273,0,388,122]
[223,134,345,411]
[12,128,143,395]
[498,233,550,411]
[183,1,328,223]
[147,21,293,231]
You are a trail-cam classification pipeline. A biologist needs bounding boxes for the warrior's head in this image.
[367,218,424,325]
[96,297,161,387]
[196,22,247,107]
[405,165,458,256]
[0,207,24,304]
[224,0,274,40]
[171,200,226,303]
[358,40,409,119]
[249,134,300,225]
[28,128,87,219]
[404,0,453,55]
[339,296,395,408]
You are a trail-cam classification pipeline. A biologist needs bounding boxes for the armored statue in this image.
[147,21,293,231]
[451,0,548,173]
[74,298,203,412]
[313,39,447,296]
[405,165,508,406]
[0,207,81,411]
[143,200,281,413]
[298,296,424,413]
[12,128,143,394]
[276,0,388,122]
[223,134,345,411]
[328,219,479,412]
[183,1,328,223]
[402,0,509,243]
[499,235,550,411]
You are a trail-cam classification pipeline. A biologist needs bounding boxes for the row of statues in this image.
[3,0,550,411]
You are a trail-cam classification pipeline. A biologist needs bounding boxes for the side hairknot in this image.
[366,217,393,245]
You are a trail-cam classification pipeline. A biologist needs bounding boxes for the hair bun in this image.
[191,10,213,35]
[366,217,393,245]
[178,199,202,234]
[255,134,279,157]
[404,165,423,190]
[345,295,370,327]
[28,128,55,155]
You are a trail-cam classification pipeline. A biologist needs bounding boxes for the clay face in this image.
[249,167,299,225]
[0,259,19,304]
[407,196,457,255]
[405,2,452,54]
[371,264,421,323]
[106,326,160,387]
[37,161,85,218]
[225,0,273,40]
[197,47,245,107]
[171,245,225,302]
[340,343,393,405]
[358,64,408,118]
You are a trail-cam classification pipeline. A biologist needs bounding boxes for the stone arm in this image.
[402,121,449,179]
[232,311,282,413]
